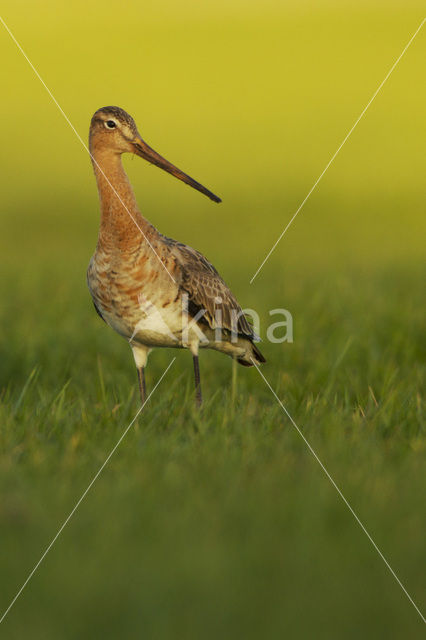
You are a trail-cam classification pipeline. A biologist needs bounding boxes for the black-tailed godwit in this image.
[87,106,265,406]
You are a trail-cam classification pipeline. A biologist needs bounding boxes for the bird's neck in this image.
[90,147,153,248]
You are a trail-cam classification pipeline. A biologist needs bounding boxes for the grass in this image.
[1,256,424,638]
[0,1,425,638]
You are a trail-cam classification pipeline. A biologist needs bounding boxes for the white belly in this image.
[129,297,185,347]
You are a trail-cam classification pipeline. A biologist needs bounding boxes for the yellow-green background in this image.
[0,2,425,638]
[2,0,425,275]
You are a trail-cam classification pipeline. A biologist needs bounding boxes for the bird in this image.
[87,106,265,407]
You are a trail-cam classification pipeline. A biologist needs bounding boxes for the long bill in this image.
[132,137,221,203]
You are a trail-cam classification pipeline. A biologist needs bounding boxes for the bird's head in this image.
[89,106,221,203]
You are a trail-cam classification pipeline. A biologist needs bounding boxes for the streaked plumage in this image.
[87,106,265,405]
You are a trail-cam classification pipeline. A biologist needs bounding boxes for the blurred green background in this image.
[0,1,425,638]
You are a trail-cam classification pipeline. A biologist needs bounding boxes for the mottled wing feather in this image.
[167,240,254,338]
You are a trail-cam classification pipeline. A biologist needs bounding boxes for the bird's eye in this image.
[105,120,117,129]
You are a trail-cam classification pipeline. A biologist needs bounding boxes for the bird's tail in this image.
[237,341,266,367]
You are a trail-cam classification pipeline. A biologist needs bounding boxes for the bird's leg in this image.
[131,344,150,406]
[137,367,146,405]
[231,356,237,408]
[193,355,202,408]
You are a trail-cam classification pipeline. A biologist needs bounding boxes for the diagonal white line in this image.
[251,359,426,624]
[249,17,426,283]
[0,15,177,284]
[0,358,176,625]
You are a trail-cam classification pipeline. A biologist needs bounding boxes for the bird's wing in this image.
[167,240,254,338]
